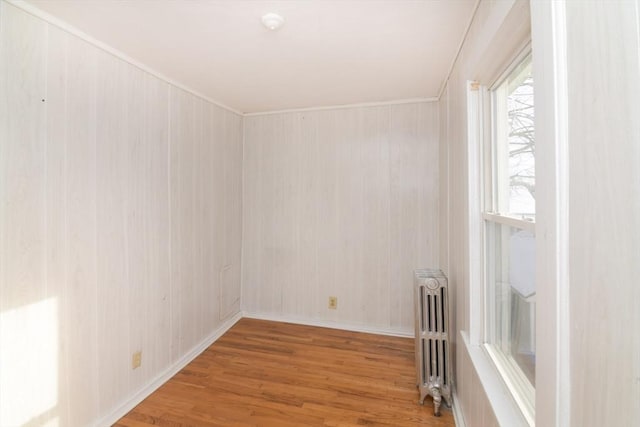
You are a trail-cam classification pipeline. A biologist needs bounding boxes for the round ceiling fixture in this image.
[261,13,284,31]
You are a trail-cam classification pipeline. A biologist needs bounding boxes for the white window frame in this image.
[462,3,569,426]
[466,43,537,427]
[485,50,536,425]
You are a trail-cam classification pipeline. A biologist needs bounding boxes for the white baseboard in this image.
[452,390,467,427]
[96,311,412,426]
[96,311,243,427]
[242,311,413,338]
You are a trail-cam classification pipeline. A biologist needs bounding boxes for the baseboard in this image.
[96,311,411,426]
[452,390,467,427]
[96,311,243,427]
[242,311,413,338]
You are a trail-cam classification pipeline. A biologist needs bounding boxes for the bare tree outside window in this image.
[507,76,535,216]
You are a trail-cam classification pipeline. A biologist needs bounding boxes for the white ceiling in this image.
[25,0,476,113]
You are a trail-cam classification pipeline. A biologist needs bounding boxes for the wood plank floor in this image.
[114,318,455,427]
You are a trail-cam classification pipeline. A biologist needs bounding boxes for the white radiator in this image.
[414,269,452,416]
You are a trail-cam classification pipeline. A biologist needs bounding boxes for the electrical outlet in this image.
[132,351,142,369]
[328,296,338,309]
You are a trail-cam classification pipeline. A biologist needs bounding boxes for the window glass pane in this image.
[494,56,535,219]
[485,222,536,386]
[507,64,535,217]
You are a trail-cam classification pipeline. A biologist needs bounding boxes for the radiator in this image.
[414,269,452,416]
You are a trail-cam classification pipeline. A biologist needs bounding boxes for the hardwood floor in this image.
[114,318,455,427]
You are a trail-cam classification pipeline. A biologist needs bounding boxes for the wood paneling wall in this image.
[565,2,640,425]
[0,3,242,426]
[242,103,439,334]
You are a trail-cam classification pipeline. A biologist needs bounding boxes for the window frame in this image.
[475,46,537,426]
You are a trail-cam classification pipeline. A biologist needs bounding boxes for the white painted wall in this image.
[242,103,439,335]
[0,2,242,426]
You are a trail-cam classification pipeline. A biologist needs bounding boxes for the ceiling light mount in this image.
[261,13,284,31]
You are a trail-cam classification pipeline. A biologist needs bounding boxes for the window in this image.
[483,53,536,423]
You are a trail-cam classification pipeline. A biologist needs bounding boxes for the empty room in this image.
[1,0,639,426]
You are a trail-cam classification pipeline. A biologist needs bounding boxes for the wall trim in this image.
[242,311,414,338]
[4,0,440,117]
[530,1,571,425]
[95,311,415,426]
[5,0,244,117]
[461,331,528,427]
[243,97,438,117]
[452,390,467,427]
[437,0,481,99]
[95,312,243,427]
[551,0,571,423]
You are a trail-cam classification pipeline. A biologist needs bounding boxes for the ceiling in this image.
[25,0,477,114]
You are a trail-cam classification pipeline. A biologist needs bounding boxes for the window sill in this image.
[460,331,531,427]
